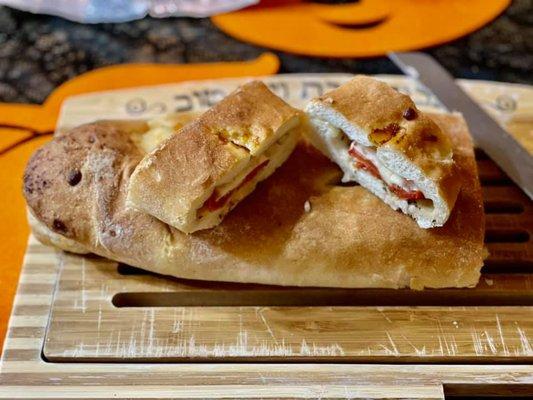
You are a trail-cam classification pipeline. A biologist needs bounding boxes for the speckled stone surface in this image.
[0,0,531,104]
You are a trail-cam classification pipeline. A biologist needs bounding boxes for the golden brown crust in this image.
[128,120,250,229]
[315,75,415,137]
[198,80,301,154]
[23,114,484,289]
[308,75,460,227]
[381,112,461,217]
[127,80,301,232]
[312,76,454,157]
[24,120,148,246]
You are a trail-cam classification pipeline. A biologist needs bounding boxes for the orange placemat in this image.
[212,0,510,57]
[0,54,279,351]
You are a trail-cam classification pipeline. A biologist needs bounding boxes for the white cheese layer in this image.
[211,130,295,200]
[350,143,420,192]
[214,154,268,199]
[194,128,299,230]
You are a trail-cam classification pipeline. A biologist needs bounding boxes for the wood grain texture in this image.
[41,151,533,362]
[1,75,532,398]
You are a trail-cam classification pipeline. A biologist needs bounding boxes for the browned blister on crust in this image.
[199,80,301,154]
[381,113,461,219]
[315,76,414,138]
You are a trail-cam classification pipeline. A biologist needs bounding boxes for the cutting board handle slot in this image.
[485,229,530,243]
[111,289,533,308]
[483,200,524,214]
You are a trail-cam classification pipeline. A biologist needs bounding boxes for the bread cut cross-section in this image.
[127,81,301,233]
[305,75,461,228]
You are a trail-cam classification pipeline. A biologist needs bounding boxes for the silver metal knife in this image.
[389,52,533,199]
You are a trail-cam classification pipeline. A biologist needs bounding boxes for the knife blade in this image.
[389,52,533,199]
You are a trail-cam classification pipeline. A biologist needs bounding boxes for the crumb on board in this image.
[304,200,311,213]
[485,278,494,286]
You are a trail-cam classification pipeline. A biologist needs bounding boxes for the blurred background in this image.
[0,0,531,105]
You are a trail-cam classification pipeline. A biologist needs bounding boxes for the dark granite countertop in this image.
[0,0,531,104]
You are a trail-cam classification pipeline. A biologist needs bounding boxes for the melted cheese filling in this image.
[198,130,295,215]
[135,114,298,227]
[350,143,421,193]
[214,154,269,201]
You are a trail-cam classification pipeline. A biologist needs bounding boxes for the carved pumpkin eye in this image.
[308,0,388,29]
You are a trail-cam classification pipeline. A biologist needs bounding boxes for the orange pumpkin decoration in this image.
[212,0,510,57]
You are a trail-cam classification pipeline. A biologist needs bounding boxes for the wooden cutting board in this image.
[0,74,532,398]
